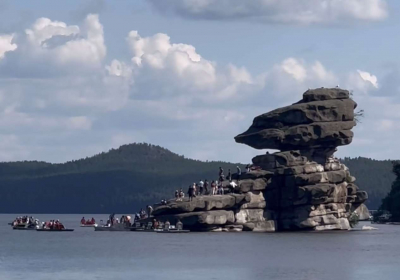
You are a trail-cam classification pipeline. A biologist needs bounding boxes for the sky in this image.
[0,0,398,163]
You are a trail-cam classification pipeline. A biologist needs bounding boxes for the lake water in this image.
[1,214,399,280]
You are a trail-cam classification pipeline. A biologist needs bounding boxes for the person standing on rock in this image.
[236,166,241,176]
[210,180,216,195]
[188,184,196,201]
[227,169,232,181]
[175,190,179,201]
[219,167,225,182]
[198,180,204,195]
[179,188,184,201]
[204,180,209,194]
[218,181,224,195]
[229,180,237,193]
[147,205,153,217]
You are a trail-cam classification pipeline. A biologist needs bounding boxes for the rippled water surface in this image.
[1,214,399,280]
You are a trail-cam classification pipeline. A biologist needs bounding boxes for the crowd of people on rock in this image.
[80,217,96,225]
[171,166,246,202]
[42,220,65,230]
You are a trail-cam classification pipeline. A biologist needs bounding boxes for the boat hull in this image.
[36,229,74,232]
[156,229,190,233]
[80,224,97,227]
[94,226,130,231]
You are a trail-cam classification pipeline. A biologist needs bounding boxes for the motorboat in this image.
[80,223,98,227]
[94,223,131,231]
[36,228,74,232]
[13,223,39,230]
[156,229,190,233]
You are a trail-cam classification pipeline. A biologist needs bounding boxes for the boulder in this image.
[234,170,273,180]
[302,88,350,102]
[352,203,371,221]
[152,195,246,216]
[285,170,346,186]
[236,178,268,193]
[243,220,276,232]
[240,192,266,209]
[252,150,308,169]
[235,97,357,150]
[155,210,235,229]
[235,209,265,224]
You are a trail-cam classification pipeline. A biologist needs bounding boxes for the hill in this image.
[0,143,243,213]
[0,143,395,213]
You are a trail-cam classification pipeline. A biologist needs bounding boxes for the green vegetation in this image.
[0,143,243,213]
[342,157,395,210]
[379,162,400,221]
[0,143,395,213]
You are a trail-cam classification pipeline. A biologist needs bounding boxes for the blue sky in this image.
[0,0,398,163]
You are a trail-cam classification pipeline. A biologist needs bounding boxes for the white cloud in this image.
[148,0,388,25]
[0,34,17,59]
[357,70,379,88]
[2,14,106,77]
[124,30,257,103]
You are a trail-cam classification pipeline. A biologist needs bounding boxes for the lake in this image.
[1,214,399,280]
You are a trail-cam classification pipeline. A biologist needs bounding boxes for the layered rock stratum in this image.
[152,88,369,231]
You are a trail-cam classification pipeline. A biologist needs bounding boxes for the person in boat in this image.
[152,219,159,229]
[135,213,141,221]
[109,214,115,225]
[198,180,204,196]
[81,217,86,224]
[90,217,95,224]
[176,220,183,230]
[164,220,171,230]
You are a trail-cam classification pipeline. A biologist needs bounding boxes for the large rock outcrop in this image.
[151,88,368,232]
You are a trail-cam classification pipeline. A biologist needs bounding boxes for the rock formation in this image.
[151,88,368,231]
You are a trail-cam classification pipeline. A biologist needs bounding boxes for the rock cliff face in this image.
[152,88,368,231]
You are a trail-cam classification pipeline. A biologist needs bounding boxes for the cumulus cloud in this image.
[148,0,388,25]
[1,14,106,79]
[0,34,17,59]
[357,70,379,88]
[115,30,258,104]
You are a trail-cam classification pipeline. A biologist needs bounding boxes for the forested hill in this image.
[0,143,395,213]
[0,143,243,213]
[342,157,395,210]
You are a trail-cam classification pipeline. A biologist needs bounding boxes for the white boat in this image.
[13,223,39,230]
[80,223,98,227]
[94,223,131,231]
[156,229,190,233]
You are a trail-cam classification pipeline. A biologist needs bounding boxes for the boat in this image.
[36,228,74,232]
[94,223,131,231]
[80,223,98,227]
[156,229,190,233]
[13,223,39,230]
